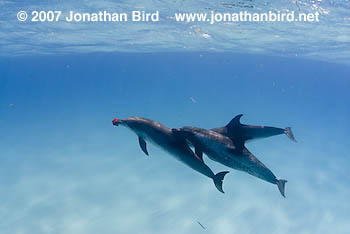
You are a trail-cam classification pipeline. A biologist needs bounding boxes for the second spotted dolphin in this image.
[172,126,287,197]
[112,117,229,193]
[212,114,296,153]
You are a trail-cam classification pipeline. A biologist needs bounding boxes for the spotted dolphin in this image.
[112,117,229,193]
[172,126,287,197]
[211,114,296,153]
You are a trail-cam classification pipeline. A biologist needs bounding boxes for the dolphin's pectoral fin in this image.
[226,114,243,130]
[138,136,149,156]
[232,138,246,155]
[195,147,204,162]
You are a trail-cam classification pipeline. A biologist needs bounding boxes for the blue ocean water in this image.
[1,53,349,234]
[1,1,350,233]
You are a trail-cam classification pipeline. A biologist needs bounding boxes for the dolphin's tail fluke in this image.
[284,127,297,142]
[276,179,287,198]
[213,171,229,193]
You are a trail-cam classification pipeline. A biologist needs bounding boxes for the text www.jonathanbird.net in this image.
[17,10,320,24]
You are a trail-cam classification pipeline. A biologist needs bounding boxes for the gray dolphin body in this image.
[173,126,287,197]
[211,114,296,153]
[112,117,229,193]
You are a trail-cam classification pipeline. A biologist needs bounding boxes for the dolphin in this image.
[112,117,229,193]
[172,126,287,197]
[211,114,296,154]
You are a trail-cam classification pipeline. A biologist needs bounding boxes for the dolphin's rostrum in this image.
[112,117,229,193]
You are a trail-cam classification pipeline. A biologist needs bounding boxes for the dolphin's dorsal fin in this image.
[195,147,204,162]
[138,136,149,156]
[226,114,243,130]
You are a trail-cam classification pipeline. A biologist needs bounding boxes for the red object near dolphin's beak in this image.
[112,118,122,126]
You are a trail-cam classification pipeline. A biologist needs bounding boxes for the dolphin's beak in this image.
[112,118,123,126]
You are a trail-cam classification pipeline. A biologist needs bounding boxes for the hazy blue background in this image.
[1,0,350,233]
[1,52,349,234]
